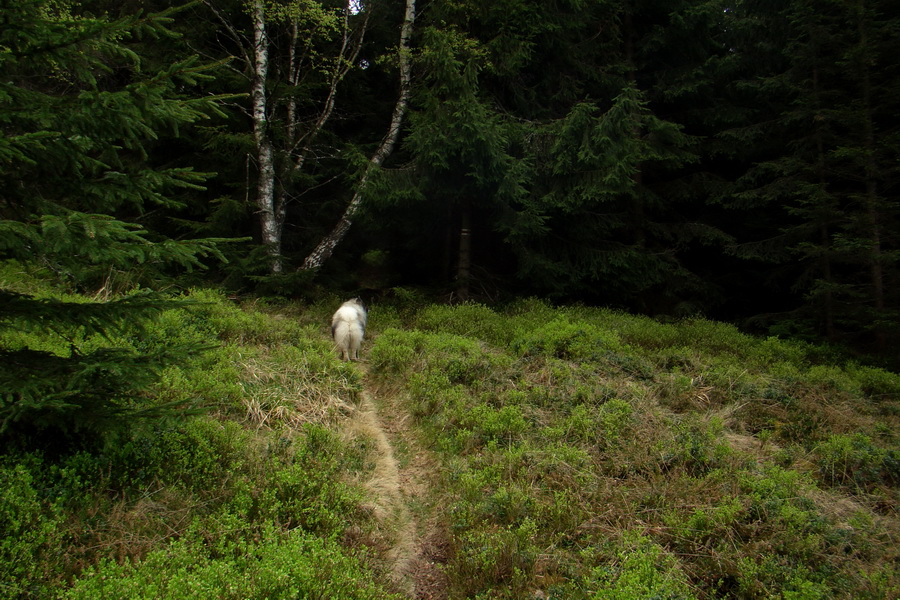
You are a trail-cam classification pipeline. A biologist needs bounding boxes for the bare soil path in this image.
[349,365,448,599]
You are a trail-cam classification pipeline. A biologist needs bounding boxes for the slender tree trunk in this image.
[207,0,369,275]
[250,0,283,273]
[287,22,299,144]
[456,198,472,301]
[856,0,885,349]
[623,9,645,248]
[441,200,453,283]
[300,0,416,271]
[811,63,836,340]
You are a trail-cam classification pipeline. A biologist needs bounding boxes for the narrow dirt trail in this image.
[348,365,448,599]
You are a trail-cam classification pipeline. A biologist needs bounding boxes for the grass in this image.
[1,278,400,599]
[0,282,897,599]
[371,299,899,599]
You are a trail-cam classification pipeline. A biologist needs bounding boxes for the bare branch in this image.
[300,0,416,271]
[201,0,253,69]
[290,2,372,173]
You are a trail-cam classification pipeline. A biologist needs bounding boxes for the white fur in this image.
[331,298,367,361]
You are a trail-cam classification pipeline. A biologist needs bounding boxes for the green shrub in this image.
[667,416,732,475]
[843,363,900,400]
[416,303,509,346]
[598,399,633,446]
[589,533,696,600]
[742,466,833,562]
[562,403,598,442]
[265,447,364,536]
[814,433,897,489]
[481,484,537,526]
[663,496,745,545]
[36,418,251,502]
[64,528,399,600]
[458,404,529,446]
[749,336,814,367]
[406,371,459,418]
[562,399,633,449]
[369,328,418,374]
[429,335,496,385]
[152,343,246,410]
[737,556,829,600]
[511,316,622,362]
[451,519,538,597]
[366,303,404,333]
[0,463,62,597]
[372,328,508,387]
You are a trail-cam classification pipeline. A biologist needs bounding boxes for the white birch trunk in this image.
[251,0,283,273]
[300,0,416,271]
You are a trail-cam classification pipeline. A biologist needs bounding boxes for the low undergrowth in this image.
[372,299,899,599]
[0,283,399,599]
[1,287,897,599]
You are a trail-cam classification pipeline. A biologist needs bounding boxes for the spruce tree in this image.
[0,0,234,446]
[494,0,730,312]
[517,83,712,310]
[721,0,898,348]
[404,24,530,299]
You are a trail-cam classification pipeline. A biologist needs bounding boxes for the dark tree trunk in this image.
[455,199,473,301]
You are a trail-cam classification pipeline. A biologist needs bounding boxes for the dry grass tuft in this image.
[239,352,358,429]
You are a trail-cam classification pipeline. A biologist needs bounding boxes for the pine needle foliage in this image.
[0,0,239,447]
[0,284,214,446]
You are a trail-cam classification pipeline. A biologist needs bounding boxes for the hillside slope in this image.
[367,300,899,599]
[1,290,897,599]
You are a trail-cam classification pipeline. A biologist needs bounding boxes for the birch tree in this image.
[300,0,416,271]
[249,0,281,271]
[205,0,370,273]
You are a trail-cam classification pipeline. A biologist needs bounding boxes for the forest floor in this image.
[348,364,449,599]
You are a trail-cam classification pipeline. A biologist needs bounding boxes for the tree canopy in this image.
[0,0,235,446]
[2,0,898,358]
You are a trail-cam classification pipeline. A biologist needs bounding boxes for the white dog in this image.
[331,298,367,361]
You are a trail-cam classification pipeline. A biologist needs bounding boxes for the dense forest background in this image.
[2,3,899,598]
[2,0,897,358]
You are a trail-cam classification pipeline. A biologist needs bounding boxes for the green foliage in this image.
[742,466,823,532]
[0,0,241,445]
[736,556,830,600]
[416,302,510,346]
[0,215,238,290]
[0,1,232,218]
[405,370,466,419]
[597,399,633,446]
[664,496,745,547]
[370,300,899,598]
[451,519,539,597]
[64,528,398,600]
[0,284,215,442]
[0,279,362,445]
[666,416,732,475]
[814,433,897,490]
[589,534,697,600]
[0,344,204,439]
[368,328,418,374]
[843,363,900,400]
[0,464,62,598]
[507,79,720,307]
[511,316,624,362]
[261,424,366,535]
[2,294,897,600]
[457,404,529,447]
[371,327,509,386]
